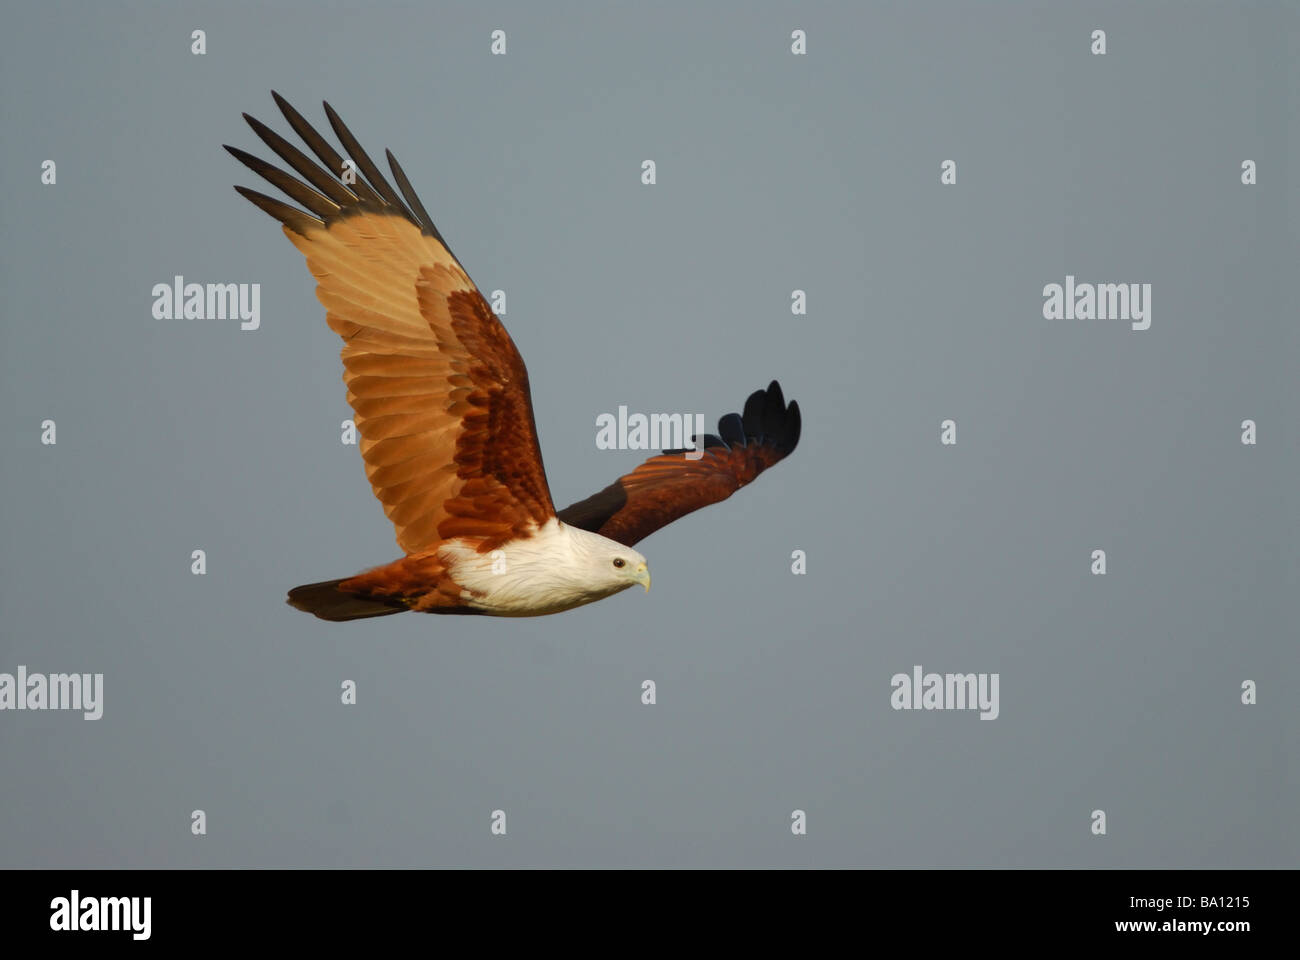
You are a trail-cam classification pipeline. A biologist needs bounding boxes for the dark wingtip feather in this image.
[783,400,801,452]
[660,382,799,456]
[760,382,784,437]
[756,381,798,454]
[741,388,766,439]
[226,144,339,218]
[717,412,746,448]
[322,100,417,222]
[386,147,443,242]
[231,91,475,272]
[262,95,381,206]
[232,184,322,232]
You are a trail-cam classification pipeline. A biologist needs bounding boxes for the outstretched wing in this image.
[227,93,555,555]
[558,381,800,547]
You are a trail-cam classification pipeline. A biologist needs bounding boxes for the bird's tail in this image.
[286,579,408,622]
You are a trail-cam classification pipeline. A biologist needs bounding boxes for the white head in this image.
[562,524,651,597]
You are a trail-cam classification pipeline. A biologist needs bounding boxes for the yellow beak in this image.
[634,562,651,593]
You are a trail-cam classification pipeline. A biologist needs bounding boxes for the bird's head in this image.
[606,549,651,593]
[564,525,651,595]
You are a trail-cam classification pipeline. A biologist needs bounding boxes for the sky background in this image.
[0,0,1295,868]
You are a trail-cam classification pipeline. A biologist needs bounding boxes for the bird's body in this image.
[228,94,800,621]
[310,520,649,620]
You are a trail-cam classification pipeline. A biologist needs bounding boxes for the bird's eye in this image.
[612,558,626,569]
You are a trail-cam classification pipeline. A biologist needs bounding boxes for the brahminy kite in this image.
[226,93,800,621]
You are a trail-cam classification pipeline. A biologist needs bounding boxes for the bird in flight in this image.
[226,93,801,621]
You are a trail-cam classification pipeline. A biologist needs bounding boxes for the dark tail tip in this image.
[287,579,407,622]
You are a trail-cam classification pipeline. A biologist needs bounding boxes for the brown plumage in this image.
[228,93,800,621]
[557,381,801,546]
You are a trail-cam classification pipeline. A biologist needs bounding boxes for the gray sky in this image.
[0,0,1294,867]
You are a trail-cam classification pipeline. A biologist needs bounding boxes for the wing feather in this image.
[229,94,556,554]
[557,382,800,546]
